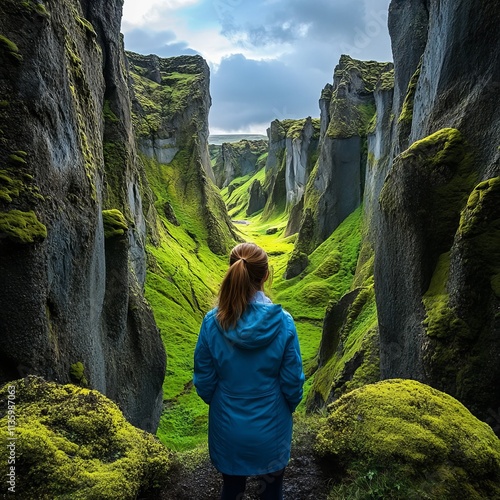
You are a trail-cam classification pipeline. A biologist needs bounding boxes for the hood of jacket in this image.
[217,292,283,349]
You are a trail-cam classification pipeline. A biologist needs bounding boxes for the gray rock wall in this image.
[0,0,165,432]
[213,140,268,188]
[374,0,500,423]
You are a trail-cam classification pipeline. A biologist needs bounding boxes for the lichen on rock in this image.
[0,376,171,499]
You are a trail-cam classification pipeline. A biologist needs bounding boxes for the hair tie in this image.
[241,258,247,264]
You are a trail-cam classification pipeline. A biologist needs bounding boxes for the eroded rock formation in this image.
[0,0,165,432]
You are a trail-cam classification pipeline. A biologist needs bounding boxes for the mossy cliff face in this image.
[388,0,428,155]
[0,377,171,498]
[315,379,500,498]
[373,0,500,425]
[286,56,392,279]
[421,177,500,421]
[376,128,476,380]
[212,139,268,188]
[127,52,237,255]
[262,117,320,227]
[0,0,165,432]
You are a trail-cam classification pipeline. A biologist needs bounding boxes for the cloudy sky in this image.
[121,0,393,134]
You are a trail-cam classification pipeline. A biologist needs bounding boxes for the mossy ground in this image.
[0,377,171,499]
[150,159,365,449]
[316,379,500,499]
[142,151,230,450]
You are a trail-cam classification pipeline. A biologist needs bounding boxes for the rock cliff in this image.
[212,139,268,188]
[374,0,500,423]
[0,0,165,432]
[286,57,393,279]
[310,1,500,426]
[127,52,237,255]
[263,117,320,222]
[304,1,500,429]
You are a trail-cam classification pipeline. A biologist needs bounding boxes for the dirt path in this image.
[161,421,331,499]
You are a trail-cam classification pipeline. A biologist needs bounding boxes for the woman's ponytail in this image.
[216,243,269,330]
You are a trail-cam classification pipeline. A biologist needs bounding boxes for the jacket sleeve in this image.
[193,318,218,405]
[279,314,305,412]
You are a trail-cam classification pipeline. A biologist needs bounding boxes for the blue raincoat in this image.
[194,292,305,476]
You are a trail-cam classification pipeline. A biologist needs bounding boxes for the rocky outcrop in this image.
[127,52,214,181]
[286,57,393,278]
[0,0,165,432]
[127,52,238,255]
[0,377,171,497]
[246,179,266,216]
[374,0,500,424]
[263,118,320,221]
[213,139,268,188]
[316,379,500,498]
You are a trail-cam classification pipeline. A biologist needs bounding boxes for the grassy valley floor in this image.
[147,161,363,451]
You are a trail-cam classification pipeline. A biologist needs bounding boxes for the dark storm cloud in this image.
[122,0,393,132]
[123,29,199,58]
[210,54,321,131]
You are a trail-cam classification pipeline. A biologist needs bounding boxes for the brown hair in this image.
[216,243,269,330]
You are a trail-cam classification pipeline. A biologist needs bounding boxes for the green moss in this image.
[302,282,331,306]
[0,209,47,244]
[76,16,97,36]
[103,100,119,123]
[367,112,377,135]
[102,209,128,238]
[314,251,342,278]
[327,98,376,138]
[380,128,477,251]
[276,207,363,321]
[280,118,321,140]
[103,141,127,208]
[9,153,27,164]
[378,67,395,91]
[334,55,393,93]
[308,284,378,406]
[0,377,171,498]
[0,34,22,61]
[422,252,471,340]
[69,361,88,386]
[316,379,500,498]
[325,56,392,138]
[20,0,49,16]
[128,61,202,138]
[222,166,267,219]
[398,58,422,124]
[35,3,49,16]
[458,177,500,297]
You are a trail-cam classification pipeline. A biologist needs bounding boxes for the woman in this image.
[194,243,305,500]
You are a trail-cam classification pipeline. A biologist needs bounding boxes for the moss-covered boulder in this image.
[0,377,171,499]
[102,208,128,238]
[315,379,500,498]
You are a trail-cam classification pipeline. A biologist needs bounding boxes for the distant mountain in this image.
[209,134,268,145]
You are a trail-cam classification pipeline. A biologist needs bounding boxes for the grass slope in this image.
[146,159,363,450]
[142,152,230,450]
[221,169,364,411]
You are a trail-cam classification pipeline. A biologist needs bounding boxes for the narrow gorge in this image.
[0,0,499,498]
